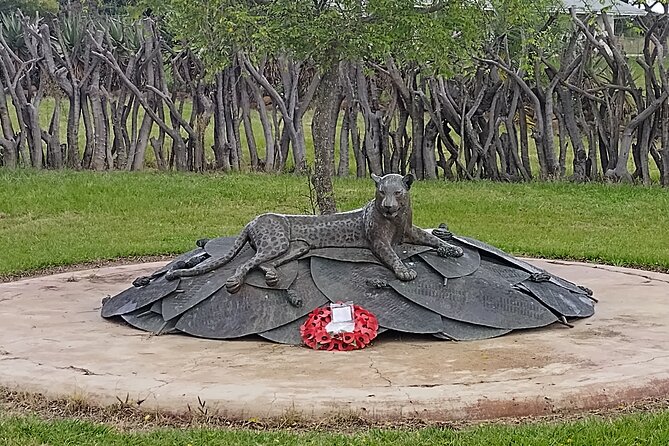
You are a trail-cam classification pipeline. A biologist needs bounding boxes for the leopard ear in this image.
[403,173,415,190]
[371,173,382,185]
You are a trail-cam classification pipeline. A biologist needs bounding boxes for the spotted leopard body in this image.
[165,174,463,293]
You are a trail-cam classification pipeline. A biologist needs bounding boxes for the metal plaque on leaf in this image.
[161,244,257,321]
[548,274,592,296]
[259,315,307,345]
[480,258,531,285]
[454,236,545,274]
[418,242,480,279]
[303,247,382,264]
[390,259,558,329]
[101,275,180,318]
[161,269,229,321]
[121,308,178,334]
[518,280,595,318]
[456,236,592,296]
[310,257,443,334]
[434,317,512,341]
[304,243,433,265]
[175,260,328,339]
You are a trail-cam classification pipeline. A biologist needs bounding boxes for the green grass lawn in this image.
[1,410,669,445]
[1,169,668,275]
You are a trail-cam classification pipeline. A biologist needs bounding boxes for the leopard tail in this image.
[168,227,250,279]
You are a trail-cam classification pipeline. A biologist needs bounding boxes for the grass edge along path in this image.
[1,386,669,445]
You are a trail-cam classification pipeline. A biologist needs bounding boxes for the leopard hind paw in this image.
[437,245,464,258]
[264,268,280,287]
[225,276,243,294]
[285,290,302,307]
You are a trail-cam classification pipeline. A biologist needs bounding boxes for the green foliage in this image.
[138,0,560,75]
[38,11,138,75]
[139,0,258,71]
[0,12,26,51]
[0,0,58,16]
[56,12,89,61]
[0,12,44,57]
[100,14,141,56]
[486,0,571,75]
[1,170,668,276]
[359,0,488,75]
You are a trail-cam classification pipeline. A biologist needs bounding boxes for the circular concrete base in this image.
[1,259,668,421]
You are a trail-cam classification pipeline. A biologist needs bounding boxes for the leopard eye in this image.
[394,190,401,196]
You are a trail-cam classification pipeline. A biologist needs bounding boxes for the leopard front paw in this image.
[578,285,594,296]
[164,271,179,281]
[133,276,152,287]
[432,224,453,240]
[185,254,207,268]
[529,272,551,282]
[437,244,464,258]
[395,267,417,281]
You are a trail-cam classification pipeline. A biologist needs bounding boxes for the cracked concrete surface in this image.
[1,260,668,421]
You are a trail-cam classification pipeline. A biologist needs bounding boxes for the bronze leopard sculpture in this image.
[165,173,464,293]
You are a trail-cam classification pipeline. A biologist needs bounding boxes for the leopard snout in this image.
[382,205,400,218]
[381,197,399,213]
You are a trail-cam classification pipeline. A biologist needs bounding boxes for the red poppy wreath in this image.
[300,304,379,351]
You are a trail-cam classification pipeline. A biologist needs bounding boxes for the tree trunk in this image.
[636,121,653,185]
[518,101,532,178]
[89,61,108,171]
[240,75,259,170]
[556,84,586,179]
[310,65,340,215]
[213,72,230,171]
[81,91,95,168]
[341,62,365,177]
[556,107,568,178]
[662,104,669,186]
[0,72,16,168]
[131,20,158,171]
[110,96,127,169]
[25,102,44,169]
[44,95,63,169]
[357,64,383,175]
[423,119,439,179]
[503,84,530,180]
[247,74,275,171]
[223,71,240,171]
[338,107,350,176]
[607,92,668,182]
[390,91,410,175]
[410,97,426,179]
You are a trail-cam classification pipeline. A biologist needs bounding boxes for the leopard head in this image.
[371,173,414,219]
